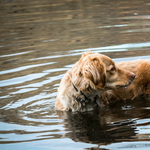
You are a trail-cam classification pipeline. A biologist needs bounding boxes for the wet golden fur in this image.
[100,59,150,105]
[55,52,135,111]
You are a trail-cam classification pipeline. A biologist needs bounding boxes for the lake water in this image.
[1,0,150,150]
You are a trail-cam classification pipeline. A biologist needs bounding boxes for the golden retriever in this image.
[55,52,135,111]
[100,59,150,106]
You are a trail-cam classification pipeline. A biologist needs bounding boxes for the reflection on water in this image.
[0,0,150,149]
[58,97,150,147]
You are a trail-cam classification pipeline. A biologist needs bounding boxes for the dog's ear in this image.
[81,51,92,58]
[83,57,106,89]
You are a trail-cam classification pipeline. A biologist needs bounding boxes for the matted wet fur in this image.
[55,52,135,111]
[100,59,150,105]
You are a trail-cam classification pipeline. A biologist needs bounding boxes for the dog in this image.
[100,59,150,105]
[55,52,135,111]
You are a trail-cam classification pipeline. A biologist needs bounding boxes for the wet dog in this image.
[55,52,135,111]
[100,59,150,105]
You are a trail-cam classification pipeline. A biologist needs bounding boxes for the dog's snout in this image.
[130,73,135,80]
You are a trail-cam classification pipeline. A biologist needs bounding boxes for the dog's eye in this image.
[110,67,116,71]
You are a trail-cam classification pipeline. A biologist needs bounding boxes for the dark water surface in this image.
[1,0,150,149]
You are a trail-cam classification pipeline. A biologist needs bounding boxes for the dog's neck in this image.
[70,80,100,107]
[70,80,86,97]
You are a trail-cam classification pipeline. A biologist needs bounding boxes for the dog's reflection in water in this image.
[56,99,146,148]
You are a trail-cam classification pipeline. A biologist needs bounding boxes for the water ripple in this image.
[0,62,55,75]
[0,73,49,87]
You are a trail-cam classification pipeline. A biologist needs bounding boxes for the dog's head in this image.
[97,54,135,89]
[72,52,135,92]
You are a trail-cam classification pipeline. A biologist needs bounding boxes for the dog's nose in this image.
[130,73,135,80]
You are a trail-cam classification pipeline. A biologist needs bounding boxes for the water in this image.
[0,0,150,149]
